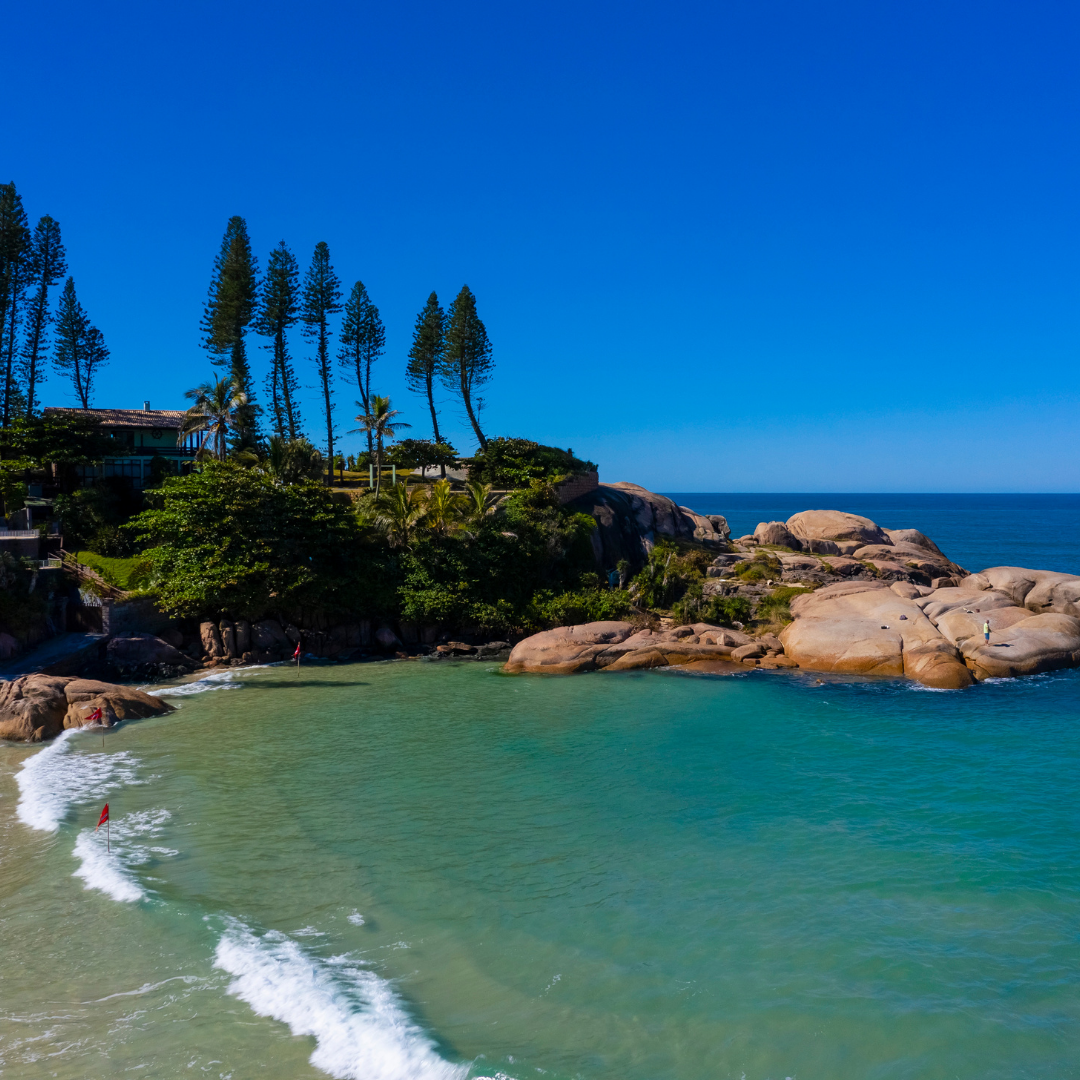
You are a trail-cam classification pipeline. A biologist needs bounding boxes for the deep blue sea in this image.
[665,493,1080,575]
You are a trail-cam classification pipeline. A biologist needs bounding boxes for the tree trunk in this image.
[320,325,333,487]
[459,367,486,449]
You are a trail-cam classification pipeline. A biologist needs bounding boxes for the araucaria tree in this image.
[338,281,384,458]
[202,217,260,449]
[301,242,342,486]
[406,291,446,449]
[256,241,303,440]
[21,215,67,418]
[0,183,31,427]
[53,278,108,408]
[444,285,492,449]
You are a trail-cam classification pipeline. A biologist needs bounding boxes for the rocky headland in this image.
[506,508,1080,689]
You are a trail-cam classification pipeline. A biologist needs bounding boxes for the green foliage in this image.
[705,595,754,627]
[443,285,492,448]
[755,585,811,625]
[338,279,384,452]
[0,182,30,427]
[256,241,302,440]
[385,438,457,471]
[406,292,446,444]
[128,462,369,619]
[526,588,633,629]
[731,551,783,582]
[263,436,324,484]
[301,241,343,484]
[55,477,143,554]
[0,458,31,515]
[631,540,712,611]
[21,214,67,418]
[74,550,152,591]
[53,277,108,408]
[464,437,596,488]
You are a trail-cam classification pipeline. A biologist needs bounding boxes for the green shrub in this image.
[731,552,782,582]
[464,438,596,488]
[755,585,811,625]
[705,595,754,627]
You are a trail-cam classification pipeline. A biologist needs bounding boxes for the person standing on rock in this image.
[983,619,991,644]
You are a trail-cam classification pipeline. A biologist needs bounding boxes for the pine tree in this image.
[338,281,384,458]
[256,241,302,440]
[53,277,108,408]
[0,183,31,428]
[443,285,492,449]
[202,217,259,448]
[406,291,446,457]
[301,242,342,485]
[21,215,67,418]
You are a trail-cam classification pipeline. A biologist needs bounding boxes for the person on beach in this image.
[983,619,991,644]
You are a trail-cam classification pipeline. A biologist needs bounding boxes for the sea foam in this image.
[15,729,143,833]
[71,807,173,903]
[213,921,467,1080]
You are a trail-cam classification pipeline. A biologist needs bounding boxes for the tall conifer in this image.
[202,217,259,448]
[443,285,492,449]
[21,215,67,417]
[54,277,108,408]
[338,281,384,458]
[406,292,446,452]
[256,241,302,440]
[301,242,342,485]
[0,183,31,427]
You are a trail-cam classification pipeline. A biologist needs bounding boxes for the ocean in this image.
[1,494,1079,1080]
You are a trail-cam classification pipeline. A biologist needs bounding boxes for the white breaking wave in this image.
[148,670,244,697]
[214,921,468,1080]
[347,910,366,926]
[72,808,173,903]
[15,729,144,833]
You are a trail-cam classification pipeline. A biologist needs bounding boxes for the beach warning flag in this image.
[87,706,103,724]
[96,804,109,830]
[292,641,301,660]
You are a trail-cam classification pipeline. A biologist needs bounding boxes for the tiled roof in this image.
[43,407,186,430]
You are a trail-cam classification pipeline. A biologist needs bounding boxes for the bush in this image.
[755,586,811,625]
[731,552,782,583]
[631,540,712,611]
[464,438,596,488]
[527,588,634,629]
[705,595,754,627]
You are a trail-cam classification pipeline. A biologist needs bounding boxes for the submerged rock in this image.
[0,673,172,742]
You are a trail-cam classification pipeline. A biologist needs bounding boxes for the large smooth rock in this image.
[504,621,636,674]
[753,521,803,550]
[0,674,173,742]
[963,566,1080,616]
[851,542,960,584]
[199,621,223,658]
[780,580,973,688]
[884,528,948,559]
[960,613,1080,680]
[107,634,196,672]
[786,510,890,547]
[566,483,728,573]
[252,619,288,650]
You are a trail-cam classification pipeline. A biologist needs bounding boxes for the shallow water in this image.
[3,657,1080,1079]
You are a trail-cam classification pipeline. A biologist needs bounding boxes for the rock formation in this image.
[568,483,729,572]
[0,674,173,741]
[505,505,1080,689]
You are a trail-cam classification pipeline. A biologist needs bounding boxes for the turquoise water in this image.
[4,658,1080,1079]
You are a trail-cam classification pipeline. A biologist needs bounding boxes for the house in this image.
[43,402,198,490]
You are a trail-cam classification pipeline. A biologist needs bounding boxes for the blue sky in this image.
[5,0,1078,490]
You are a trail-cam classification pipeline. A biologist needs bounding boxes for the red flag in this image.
[293,641,301,660]
[87,706,103,723]
[96,804,109,830]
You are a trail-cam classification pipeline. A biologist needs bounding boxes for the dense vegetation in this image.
[129,463,631,634]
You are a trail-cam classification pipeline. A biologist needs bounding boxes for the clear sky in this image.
[5,0,1078,491]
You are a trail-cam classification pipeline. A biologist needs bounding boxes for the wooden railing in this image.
[58,549,129,601]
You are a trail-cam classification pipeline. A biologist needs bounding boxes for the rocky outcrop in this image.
[503,620,775,675]
[0,674,173,742]
[106,634,200,679]
[786,510,890,547]
[567,483,729,572]
[753,521,803,549]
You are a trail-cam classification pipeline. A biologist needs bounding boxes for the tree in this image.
[256,242,302,440]
[406,292,446,471]
[0,183,31,428]
[21,215,66,418]
[202,217,260,449]
[263,435,324,484]
[375,482,428,548]
[444,285,493,450]
[350,395,408,497]
[385,437,457,478]
[53,278,108,408]
[301,242,342,486]
[179,375,247,461]
[423,478,467,538]
[338,281,384,458]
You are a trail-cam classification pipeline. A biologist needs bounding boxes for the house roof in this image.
[43,407,186,430]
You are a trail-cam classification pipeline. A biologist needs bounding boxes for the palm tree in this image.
[376,482,427,548]
[350,395,409,496]
[262,435,324,484]
[179,375,247,461]
[424,478,467,537]
[464,480,500,524]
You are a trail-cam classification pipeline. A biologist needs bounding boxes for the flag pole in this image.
[107,815,110,854]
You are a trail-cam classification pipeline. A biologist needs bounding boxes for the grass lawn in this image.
[74,551,149,590]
